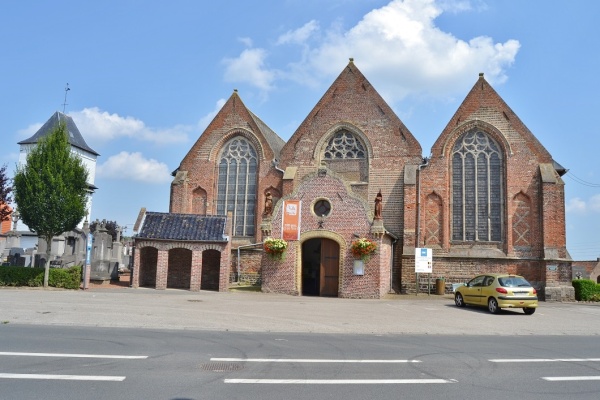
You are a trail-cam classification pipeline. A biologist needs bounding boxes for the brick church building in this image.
[133,59,572,300]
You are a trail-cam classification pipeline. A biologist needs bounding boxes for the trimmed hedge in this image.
[0,265,81,289]
[572,279,600,301]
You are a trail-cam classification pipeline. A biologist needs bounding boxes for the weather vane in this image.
[62,83,70,113]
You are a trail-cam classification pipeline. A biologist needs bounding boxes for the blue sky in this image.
[1,0,599,260]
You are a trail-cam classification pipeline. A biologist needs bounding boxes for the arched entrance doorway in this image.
[302,238,339,297]
[201,249,221,291]
[139,247,158,288]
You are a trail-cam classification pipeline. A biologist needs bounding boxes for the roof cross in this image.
[62,83,70,113]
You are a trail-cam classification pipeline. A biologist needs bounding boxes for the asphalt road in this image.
[1,288,599,399]
[1,325,599,400]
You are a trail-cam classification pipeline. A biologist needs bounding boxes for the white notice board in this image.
[415,248,432,273]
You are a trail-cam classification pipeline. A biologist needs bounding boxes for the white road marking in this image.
[0,373,125,381]
[212,358,420,363]
[490,358,600,363]
[0,352,147,359]
[543,376,600,381]
[225,378,456,384]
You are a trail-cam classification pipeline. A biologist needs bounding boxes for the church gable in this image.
[177,91,283,170]
[279,59,421,173]
[420,73,566,258]
[433,74,552,163]
[278,60,422,237]
[170,91,285,242]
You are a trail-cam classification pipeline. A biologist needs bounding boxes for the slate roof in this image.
[18,111,99,156]
[248,109,285,157]
[137,212,227,242]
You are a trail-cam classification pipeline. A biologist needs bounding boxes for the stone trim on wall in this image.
[208,128,266,162]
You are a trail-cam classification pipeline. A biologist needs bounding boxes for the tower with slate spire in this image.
[17,111,99,228]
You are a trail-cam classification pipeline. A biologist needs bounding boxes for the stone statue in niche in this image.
[263,192,273,217]
[374,190,383,220]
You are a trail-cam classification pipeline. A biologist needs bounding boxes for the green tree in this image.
[0,164,13,223]
[13,122,89,288]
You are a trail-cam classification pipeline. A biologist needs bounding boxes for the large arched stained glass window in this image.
[452,130,503,242]
[217,137,257,236]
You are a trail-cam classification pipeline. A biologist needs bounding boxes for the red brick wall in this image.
[410,75,570,297]
[167,248,192,289]
[278,61,422,240]
[262,173,386,298]
[401,256,546,294]
[164,66,570,299]
[132,240,230,292]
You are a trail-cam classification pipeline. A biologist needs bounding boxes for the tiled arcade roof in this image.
[137,212,227,242]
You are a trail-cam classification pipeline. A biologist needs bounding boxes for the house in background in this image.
[1,203,38,264]
[135,59,573,300]
[572,259,600,283]
[1,203,11,234]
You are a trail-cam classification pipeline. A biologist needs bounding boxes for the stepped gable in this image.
[431,73,553,164]
[280,59,421,164]
[18,111,99,156]
[137,211,227,242]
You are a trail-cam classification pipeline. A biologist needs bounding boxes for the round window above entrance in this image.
[313,199,331,217]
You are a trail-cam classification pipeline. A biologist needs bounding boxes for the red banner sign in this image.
[282,200,301,241]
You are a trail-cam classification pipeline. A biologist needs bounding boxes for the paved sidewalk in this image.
[0,287,598,335]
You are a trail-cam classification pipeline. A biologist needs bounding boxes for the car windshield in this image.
[498,276,531,287]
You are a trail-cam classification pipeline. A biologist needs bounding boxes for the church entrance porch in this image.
[301,238,339,297]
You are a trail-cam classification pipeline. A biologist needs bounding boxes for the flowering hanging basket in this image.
[263,238,288,260]
[350,238,377,262]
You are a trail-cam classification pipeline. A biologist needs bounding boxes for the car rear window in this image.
[498,276,531,287]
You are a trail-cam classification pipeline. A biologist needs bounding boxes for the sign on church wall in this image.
[282,200,301,241]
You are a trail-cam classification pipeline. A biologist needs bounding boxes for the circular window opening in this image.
[314,199,331,217]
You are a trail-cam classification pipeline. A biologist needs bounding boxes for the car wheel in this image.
[523,308,536,315]
[487,297,499,314]
[455,292,465,307]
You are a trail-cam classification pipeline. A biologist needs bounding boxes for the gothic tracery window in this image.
[217,137,257,236]
[323,130,366,159]
[451,130,503,242]
[322,130,368,182]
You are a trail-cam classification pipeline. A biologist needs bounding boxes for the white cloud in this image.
[17,123,43,139]
[566,197,587,213]
[222,48,277,92]
[590,194,600,213]
[277,20,320,45]
[225,0,519,101]
[303,0,519,101]
[71,107,190,145]
[198,98,227,132]
[437,0,477,13]
[96,151,172,184]
[566,195,600,214]
[238,37,253,47]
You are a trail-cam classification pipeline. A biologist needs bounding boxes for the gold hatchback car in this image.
[454,273,538,315]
